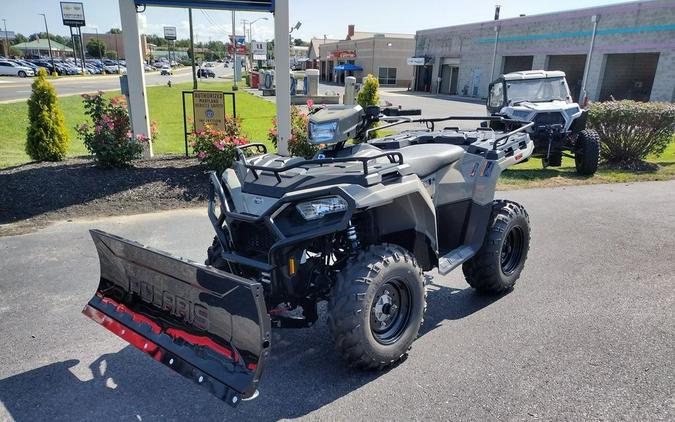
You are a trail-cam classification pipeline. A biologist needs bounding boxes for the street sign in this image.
[60,2,86,27]
[193,90,226,132]
[251,41,267,60]
[134,0,274,11]
[164,26,177,40]
[0,31,15,39]
[407,57,425,65]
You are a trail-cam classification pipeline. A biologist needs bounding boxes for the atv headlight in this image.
[296,196,348,220]
[308,121,338,144]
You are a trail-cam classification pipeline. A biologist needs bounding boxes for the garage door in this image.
[599,53,660,101]
[502,56,533,74]
[547,54,586,101]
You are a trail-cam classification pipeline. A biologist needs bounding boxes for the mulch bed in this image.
[0,155,209,236]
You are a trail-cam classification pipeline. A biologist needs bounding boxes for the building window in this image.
[378,67,397,85]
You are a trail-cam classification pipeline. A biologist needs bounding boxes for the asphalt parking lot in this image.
[0,180,673,421]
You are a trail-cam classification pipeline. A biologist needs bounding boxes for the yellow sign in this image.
[193,90,225,131]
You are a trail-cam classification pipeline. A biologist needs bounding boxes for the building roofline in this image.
[417,0,674,35]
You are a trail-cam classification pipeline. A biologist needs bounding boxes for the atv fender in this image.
[82,230,271,406]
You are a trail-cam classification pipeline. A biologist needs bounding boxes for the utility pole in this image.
[38,14,55,74]
[188,8,197,89]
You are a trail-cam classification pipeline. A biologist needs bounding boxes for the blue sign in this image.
[134,0,274,11]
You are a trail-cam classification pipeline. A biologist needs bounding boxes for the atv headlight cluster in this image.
[296,196,348,220]
[308,121,338,144]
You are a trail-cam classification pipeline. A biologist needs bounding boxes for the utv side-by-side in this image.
[487,70,600,175]
[83,105,534,406]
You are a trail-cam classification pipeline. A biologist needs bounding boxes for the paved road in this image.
[0,66,233,103]
[1,181,673,421]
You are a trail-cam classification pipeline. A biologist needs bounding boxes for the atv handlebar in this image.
[365,115,527,138]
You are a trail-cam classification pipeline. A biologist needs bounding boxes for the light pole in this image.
[248,17,268,42]
[38,13,55,74]
[2,19,9,57]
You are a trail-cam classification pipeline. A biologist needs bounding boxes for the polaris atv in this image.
[82,105,534,406]
[487,70,600,175]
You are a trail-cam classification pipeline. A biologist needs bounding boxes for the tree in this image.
[108,28,122,34]
[25,68,70,162]
[293,38,308,46]
[357,74,380,109]
[12,33,28,44]
[86,38,106,58]
[105,51,118,60]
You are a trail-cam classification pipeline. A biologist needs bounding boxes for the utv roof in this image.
[501,70,566,80]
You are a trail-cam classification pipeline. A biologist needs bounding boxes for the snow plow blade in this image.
[82,229,271,407]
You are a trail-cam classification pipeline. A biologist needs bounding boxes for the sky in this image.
[2,0,630,43]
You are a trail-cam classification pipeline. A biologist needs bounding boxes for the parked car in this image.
[160,65,173,75]
[0,60,35,77]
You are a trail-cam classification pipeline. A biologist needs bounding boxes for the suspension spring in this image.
[347,220,360,252]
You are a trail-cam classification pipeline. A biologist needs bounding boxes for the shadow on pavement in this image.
[0,284,503,421]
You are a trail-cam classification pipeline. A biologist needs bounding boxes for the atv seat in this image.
[397,144,464,177]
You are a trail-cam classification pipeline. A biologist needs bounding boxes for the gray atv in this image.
[82,105,534,406]
[487,70,600,175]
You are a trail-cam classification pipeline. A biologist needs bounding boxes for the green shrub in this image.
[269,103,319,159]
[189,117,247,174]
[588,100,675,165]
[357,74,380,109]
[25,68,70,161]
[76,93,158,168]
[357,74,381,139]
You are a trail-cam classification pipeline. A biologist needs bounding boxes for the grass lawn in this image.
[2,87,674,189]
[497,139,675,189]
[0,81,276,168]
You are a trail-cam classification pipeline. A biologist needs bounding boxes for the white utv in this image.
[82,105,535,406]
[487,70,600,175]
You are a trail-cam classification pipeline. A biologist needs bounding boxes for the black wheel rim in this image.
[370,279,411,345]
[501,226,525,275]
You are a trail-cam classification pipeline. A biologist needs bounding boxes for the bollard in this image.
[306,68,319,97]
[344,76,357,105]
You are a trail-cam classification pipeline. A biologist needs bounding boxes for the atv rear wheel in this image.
[574,129,600,175]
[328,244,426,370]
[462,200,530,293]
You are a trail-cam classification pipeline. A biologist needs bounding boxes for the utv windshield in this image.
[506,77,569,104]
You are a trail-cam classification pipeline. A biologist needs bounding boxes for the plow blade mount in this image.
[83,229,271,407]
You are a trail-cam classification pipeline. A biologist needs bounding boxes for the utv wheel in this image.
[574,129,600,175]
[462,200,530,293]
[328,244,426,370]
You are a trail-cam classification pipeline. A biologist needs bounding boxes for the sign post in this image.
[60,2,86,74]
[164,26,176,65]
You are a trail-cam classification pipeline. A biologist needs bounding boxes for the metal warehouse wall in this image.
[414,0,675,102]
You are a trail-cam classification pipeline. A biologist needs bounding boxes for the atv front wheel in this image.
[574,129,600,175]
[462,200,530,293]
[328,244,426,370]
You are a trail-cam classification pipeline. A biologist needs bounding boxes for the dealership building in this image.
[317,25,415,87]
[412,0,675,102]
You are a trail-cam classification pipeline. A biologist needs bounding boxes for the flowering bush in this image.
[189,117,248,174]
[76,93,158,168]
[269,101,320,159]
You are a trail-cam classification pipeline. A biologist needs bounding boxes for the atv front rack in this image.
[244,152,405,183]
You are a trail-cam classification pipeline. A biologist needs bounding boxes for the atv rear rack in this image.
[244,152,405,183]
